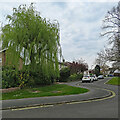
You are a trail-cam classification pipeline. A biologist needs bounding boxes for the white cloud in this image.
[0,0,119,2]
[0,2,118,68]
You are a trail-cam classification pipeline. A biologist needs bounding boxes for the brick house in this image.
[0,48,23,70]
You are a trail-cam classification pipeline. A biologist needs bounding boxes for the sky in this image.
[0,0,119,69]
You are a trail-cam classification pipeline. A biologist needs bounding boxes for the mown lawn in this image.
[2,84,89,100]
[106,77,120,85]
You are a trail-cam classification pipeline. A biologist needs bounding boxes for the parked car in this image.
[90,75,95,81]
[92,75,98,81]
[82,75,94,83]
[98,75,104,79]
[108,74,114,77]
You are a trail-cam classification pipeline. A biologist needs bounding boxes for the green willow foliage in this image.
[1,3,62,79]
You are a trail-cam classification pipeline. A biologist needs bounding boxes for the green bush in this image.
[76,73,83,80]
[68,73,83,81]
[18,70,54,88]
[69,74,77,81]
[2,66,34,89]
[18,70,35,88]
[2,66,19,88]
[30,70,54,86]
[59,67,70,82]
[2,66,56,89]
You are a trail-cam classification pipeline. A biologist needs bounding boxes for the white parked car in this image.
[98,75,104,79]
[90,75,95,81]
[94,75,98,81]
[82,75,94,83]
[91,75,98,81]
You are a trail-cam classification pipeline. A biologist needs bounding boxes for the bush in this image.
[30,70,54,86]
[2,66,34,89]
[69,74,77,81]
[2,66,56,89]
[68,73,83,81]
[59,67,70,82]
[2,66,19,88]
[18,70,35,88]
[76,73,83,80]
[18,70,54,88]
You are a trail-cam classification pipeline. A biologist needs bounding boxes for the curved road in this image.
[2,77,119,118]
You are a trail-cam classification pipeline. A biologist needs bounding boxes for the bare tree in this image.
[95,51,110,75]
[101,2,120,70]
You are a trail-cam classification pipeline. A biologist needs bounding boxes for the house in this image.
[114,69,120,77]
[58,61,68,70]
[0,48,6,66]
[0,48,23,70]
[84,70,89,75]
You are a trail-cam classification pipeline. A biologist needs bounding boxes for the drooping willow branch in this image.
[1,3,63,78]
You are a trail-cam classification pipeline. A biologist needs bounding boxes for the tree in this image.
[101,2,120,70]
[95,50,107,67]
[59,67,70,82]
[1,3,62,81]
[67,59,88,75]
[94,65,100,77]
[95,54,110,75]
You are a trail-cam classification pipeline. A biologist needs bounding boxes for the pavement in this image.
[2,78,113,110]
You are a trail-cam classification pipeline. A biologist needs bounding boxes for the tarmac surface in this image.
[2,77,115,110]
[1,77,119,118]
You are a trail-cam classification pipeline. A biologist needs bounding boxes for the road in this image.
[2,77,119,118]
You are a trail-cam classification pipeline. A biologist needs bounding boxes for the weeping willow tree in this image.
[1,3,62,82]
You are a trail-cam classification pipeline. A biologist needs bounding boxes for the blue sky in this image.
[0,1,118,68]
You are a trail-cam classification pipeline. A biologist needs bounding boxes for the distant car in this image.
[92,75,98,81]
[98,75,104,79]
[82,75,93,83]
[108,74,114,77]
[90,75,96,81]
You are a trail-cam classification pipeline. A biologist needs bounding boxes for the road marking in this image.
[11,88,116,111]
[67,100,92,104]
[12,105,54,111]
[67,89,116,105]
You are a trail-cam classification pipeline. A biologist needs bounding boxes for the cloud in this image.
[0,1,118,68]
[0,0,119,2]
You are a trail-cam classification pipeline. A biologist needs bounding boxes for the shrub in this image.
[2,66,56,89]
[69,74,77,81]
[2,66,34,89]
[76,73,83,80]
[59,67,70,82]
[29,70,54,86]
[18,70,54,88]
[2,66,19,88]
[18,70,35,88]
[68,73,83,81]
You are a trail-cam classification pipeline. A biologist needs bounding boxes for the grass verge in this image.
[106,77,120,85]
[2,84,89,100]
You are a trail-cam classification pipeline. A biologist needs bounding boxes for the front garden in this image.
[2,84,89,100]
[2,65,88,100]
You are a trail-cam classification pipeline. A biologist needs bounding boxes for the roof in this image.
[114,69,120,73]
